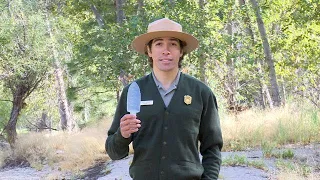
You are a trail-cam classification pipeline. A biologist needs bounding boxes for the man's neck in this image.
[153,69,179,90]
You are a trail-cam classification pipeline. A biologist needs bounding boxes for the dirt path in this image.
[1,143,319,180]
[98,154,270,180]
[99,144,319,180]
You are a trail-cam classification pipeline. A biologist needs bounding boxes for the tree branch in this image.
[0,73,10,80]
[23,75,44,102]
[293,90,320,109]
[0,99,13,103]
[25,119,58,131]
[90,4,104,27]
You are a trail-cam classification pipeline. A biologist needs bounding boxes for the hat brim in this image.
[131,31,199,55]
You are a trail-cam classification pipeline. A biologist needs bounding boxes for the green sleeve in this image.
[105,87,132,160]
[199,91,223,179]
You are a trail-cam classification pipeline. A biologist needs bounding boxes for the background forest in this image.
[0,0,320,178]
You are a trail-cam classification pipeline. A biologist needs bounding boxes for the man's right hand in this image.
[120,114,141,138]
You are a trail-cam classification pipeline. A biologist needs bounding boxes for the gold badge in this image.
[184,95,192,105]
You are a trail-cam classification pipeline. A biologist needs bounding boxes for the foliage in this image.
[0,0,319,133]
[0,83,11,130]
[0,0,53,140]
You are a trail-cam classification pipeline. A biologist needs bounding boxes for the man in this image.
[106,18,223,180]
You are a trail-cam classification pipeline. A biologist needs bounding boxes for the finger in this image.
[121,114,136,121]
[121,127,138,137]
[121,120,140,128]
[121,123,141,135]
[129,128,139,133]
[121,122,141,130]
[121,119,140,126]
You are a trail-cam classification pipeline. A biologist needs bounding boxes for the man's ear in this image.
[147,46,152,57]
[179,49,183,58]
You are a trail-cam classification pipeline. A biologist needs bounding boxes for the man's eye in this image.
[155,43,162,46]
[171,43,178,46]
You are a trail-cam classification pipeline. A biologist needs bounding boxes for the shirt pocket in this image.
[169,160,203,180]
[129,160,155,180]
[172,106,202,134]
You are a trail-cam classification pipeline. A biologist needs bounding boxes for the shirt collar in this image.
[152,70,181,90]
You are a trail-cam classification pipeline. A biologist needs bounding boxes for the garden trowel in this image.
[127,82,141,115]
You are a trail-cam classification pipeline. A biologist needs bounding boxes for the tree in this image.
[238,0,273,108]
[224,0,237,110]
[0,0,51,145]
[116,0,125,24]
[44,0,76,132]
[250,0,281,107]
[198,0,208,84]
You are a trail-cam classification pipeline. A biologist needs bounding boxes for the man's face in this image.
[147,37,183,73]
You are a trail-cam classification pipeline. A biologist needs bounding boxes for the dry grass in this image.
[7,118,112,172]
[221,101,320,151]
[221,101,320,179]
[277,170,320,180]
[0,149,10,168]
[1,101,319,178]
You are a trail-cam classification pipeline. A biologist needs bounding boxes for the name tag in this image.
[140,100,153,106]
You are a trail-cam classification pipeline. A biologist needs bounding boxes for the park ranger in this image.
[106,18,223,180]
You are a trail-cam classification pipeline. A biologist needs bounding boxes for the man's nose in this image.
[162,45,170,55]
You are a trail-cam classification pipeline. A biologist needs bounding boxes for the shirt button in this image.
[162,156,166,159]
[164,126,168,130]
[165,111,169,115]
[161,171,164,175]
[163,141,167,145]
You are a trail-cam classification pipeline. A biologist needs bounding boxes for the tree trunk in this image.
[6,77,42,146]
[116,0,125,24]
[199,0,205,7]
[5,2,43,146]
[198,0,207,84]
[115,0,127,100]
[250,0,281,107]
[239,0,273,108]
[258,61,273,108]
[90,5,104,27]
[38,111,48,132]
[6,91,23,146]
[225,0,237,110]
[168,0,175,5]
[54,65,71,131]
[238,0,254,39]
[137,0,144,16]
[280,76,286,106]
[84,101,90,122]
[45,0,74,132]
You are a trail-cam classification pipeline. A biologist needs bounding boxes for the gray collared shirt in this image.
[152,71,181,107]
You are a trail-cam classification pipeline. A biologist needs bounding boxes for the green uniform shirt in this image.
[106,73,223,180]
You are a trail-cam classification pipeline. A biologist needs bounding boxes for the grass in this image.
[261,141,295,159]
[0,100,319,179]
[220,100,320,179]
[0,149,10,168]
[0,118,111,173]
[221,101,320,151]
[276,160,319,179]
[222,155,267,170]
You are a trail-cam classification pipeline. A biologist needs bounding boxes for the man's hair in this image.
[145,39,186,68]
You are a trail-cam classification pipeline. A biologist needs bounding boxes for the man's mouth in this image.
[160,58,172,62]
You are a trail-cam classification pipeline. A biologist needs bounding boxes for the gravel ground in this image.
[0,166,69,180]
[97,153,271,180]
[0,143,319,180]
